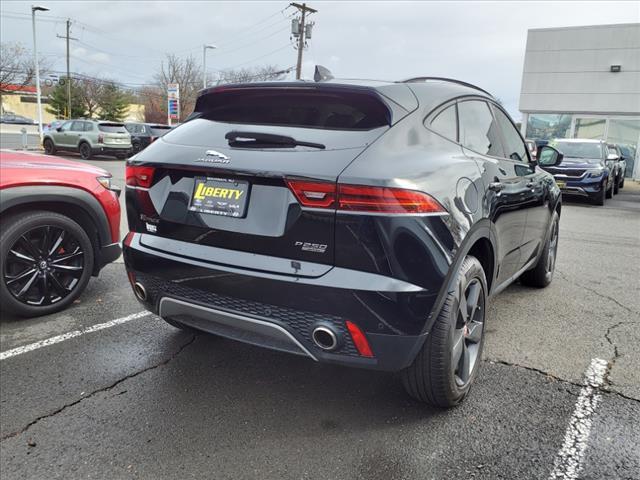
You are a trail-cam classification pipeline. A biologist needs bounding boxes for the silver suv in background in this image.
[607,143,626,189]
[43,119,132,160]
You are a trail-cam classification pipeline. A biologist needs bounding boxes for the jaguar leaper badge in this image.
[196,150,230,164]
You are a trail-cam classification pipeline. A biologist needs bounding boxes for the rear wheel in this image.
[79,142,92,160]
[43,138,56,155]
[401,255,487,407]
[0,211,94,317]
[520,210,559,288]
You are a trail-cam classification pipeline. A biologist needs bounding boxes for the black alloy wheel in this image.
[521,210,559,288]
[0,211,94,317]
[79,142,92,160]
[402,255,487,407]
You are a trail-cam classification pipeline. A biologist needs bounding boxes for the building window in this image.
[525,114,571,141]
[574,117,606,140]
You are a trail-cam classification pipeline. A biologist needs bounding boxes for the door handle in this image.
[488,182,504,192]
[526,182,535,188]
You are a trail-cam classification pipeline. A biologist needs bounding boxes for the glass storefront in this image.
[525,114,572,141]
[573,117,606,140]
[524,114,640,177]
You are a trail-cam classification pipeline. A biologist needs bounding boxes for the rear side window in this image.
[493,107,528,162]
[195,89,391,130]
[84,122,94,132]
[458,100,504,157]
[98,123,127,133]
[429,104,457,141]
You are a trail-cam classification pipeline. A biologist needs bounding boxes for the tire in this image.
[592,182,606,206]
[613,174,619,195]
[0,211,94,317]
[606,178,613,199]
[163,317,198,333]
[43,138,56,155]
[620,175,625,189]
[401,255,487,407]
[79,142,92,160]
[520,210,559,288]
[132,142,141,154]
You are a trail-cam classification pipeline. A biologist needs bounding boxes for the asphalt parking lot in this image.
[1,154,639,479]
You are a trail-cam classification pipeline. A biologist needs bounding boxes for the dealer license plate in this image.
[189,177,249,217]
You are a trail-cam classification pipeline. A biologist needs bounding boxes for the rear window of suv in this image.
[195,88,391,130]
[98,123,127,133]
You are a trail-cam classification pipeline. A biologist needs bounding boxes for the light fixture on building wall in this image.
[610,65,622,73]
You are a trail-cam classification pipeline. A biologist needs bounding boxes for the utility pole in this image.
[57,19,77,119]
[290,3,316,80]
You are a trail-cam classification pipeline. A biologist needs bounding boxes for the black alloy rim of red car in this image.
[3,225,85,306]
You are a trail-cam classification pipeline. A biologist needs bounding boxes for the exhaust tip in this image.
[312,326,338,351]
[133,282,147,301]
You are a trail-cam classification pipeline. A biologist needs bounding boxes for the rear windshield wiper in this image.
[225,131,325,149]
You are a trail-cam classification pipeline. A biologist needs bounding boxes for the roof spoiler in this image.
[401,77,492,96]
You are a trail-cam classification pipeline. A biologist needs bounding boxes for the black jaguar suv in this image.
[123,75,562,407]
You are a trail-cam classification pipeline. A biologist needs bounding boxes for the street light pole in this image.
[203,44,217,90]
[31,4,49,143]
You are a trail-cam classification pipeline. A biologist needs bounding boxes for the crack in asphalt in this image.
[555,270,640,316]
[0,334,197,442]
[484,358,640,404]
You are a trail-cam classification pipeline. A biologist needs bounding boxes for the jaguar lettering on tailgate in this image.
[189,177,249,217]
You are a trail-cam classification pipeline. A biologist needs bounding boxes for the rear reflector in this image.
[345,321,374,358]
[126,165,155,188]
[286,179,445,214]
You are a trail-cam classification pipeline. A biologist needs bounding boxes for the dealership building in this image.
[519,23,640,179]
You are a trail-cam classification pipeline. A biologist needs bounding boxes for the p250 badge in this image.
[195,150,230,164]
[295,241,327,253]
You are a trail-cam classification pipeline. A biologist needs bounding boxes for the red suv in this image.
[0,150,121,317]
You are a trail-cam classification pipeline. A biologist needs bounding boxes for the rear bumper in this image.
[92,145,132,156]
[123,233,441,371]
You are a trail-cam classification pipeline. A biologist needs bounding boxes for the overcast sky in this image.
[1,1,638,119]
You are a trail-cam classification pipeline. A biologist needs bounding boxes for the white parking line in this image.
[548,358,609,480]
[0,311,151,361]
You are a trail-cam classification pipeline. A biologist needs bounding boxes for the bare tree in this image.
[0,42,51,92]
[217,65,291,85]
[138,85,166,123]
[154,54,202,122]
[76,78,102,118]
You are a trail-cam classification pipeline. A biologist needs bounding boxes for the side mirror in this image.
[607,153,620,161]
[538,146,564,167]
[56,126,63,132]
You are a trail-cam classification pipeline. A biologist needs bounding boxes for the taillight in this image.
[345,321,374,358]
[338,184,444,214]
[286,179,444,214]
[98,133,104,144]
[286,179,336,208]
[126,165,155,188]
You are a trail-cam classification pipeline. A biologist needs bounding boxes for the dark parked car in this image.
[0,150,121,317]
[123,77,562,407]
[607,144,626,189]
[125,122,172,154]
[544,139,615,205]
[0,113,35,125]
